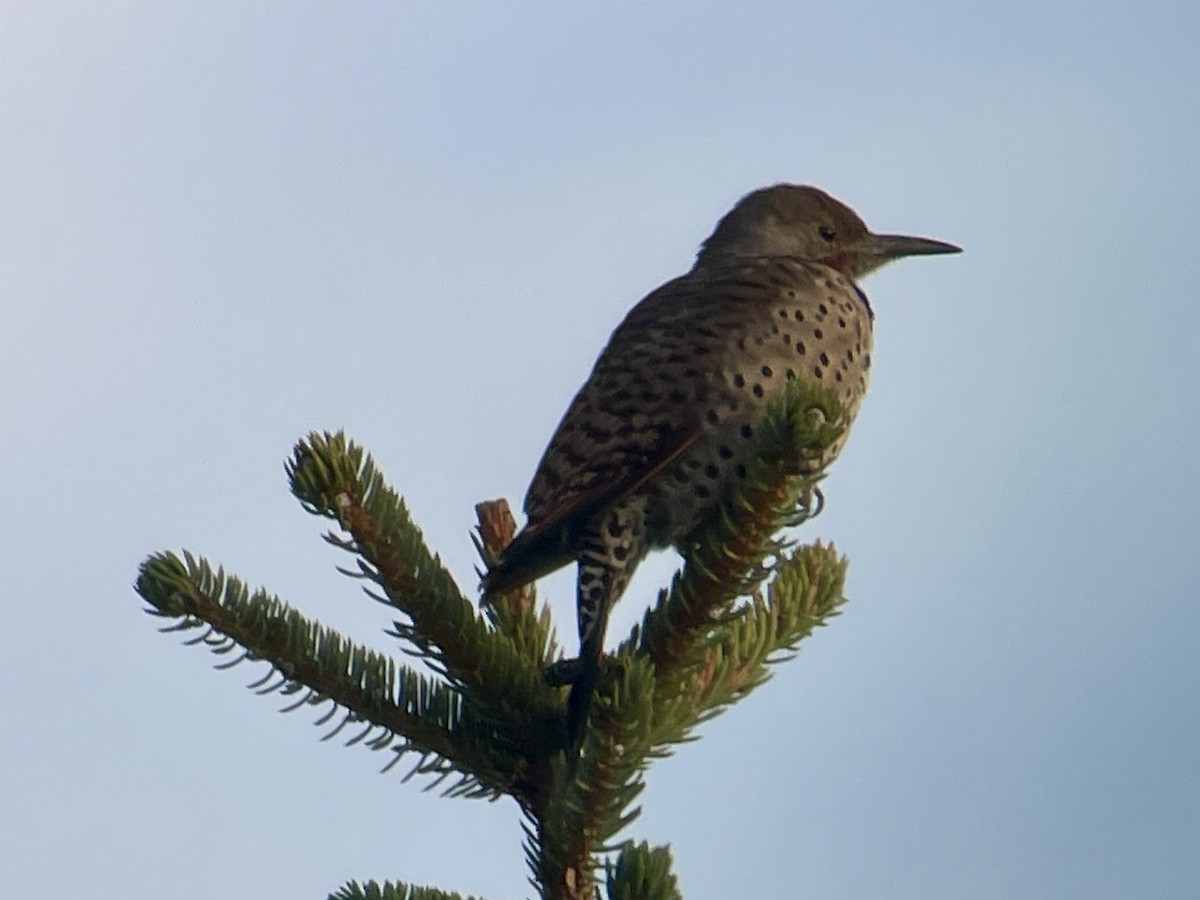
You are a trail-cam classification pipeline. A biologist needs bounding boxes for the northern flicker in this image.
[483,184,959,740]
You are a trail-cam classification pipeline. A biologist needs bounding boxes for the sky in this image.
[2,2,1198,898]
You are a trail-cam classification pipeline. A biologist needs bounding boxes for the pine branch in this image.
[474,499,560,668]
[134,551,529,801]
[330,880,486,900]
[571,380,847,756]
[605,842,682,900]
[634,379,846,677]
[286,432,562,740]
[532,656,658,900]
[134,390,857,897]
[527,380,851,891]
[667,541,848,738]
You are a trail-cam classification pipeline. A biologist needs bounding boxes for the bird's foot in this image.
[544,656,586,687]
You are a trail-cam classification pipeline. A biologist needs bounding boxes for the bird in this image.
[482,184,960,743]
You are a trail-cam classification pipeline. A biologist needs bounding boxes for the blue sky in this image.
[3,2,1198,897]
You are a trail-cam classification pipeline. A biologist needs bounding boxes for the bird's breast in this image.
[640,262,874,547]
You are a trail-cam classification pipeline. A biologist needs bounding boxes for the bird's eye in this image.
[818,226,837,242]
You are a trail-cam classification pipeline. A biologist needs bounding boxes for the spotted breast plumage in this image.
[482,184,960,741]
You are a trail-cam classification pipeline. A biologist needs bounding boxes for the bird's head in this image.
[696,183,961,278]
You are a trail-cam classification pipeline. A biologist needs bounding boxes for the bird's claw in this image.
[544,657,586,687]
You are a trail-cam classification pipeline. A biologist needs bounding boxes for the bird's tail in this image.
[565,662,600,747]
[564,591,612,748]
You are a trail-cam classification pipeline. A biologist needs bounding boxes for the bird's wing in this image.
[484,275,715,593]
[482,427,702,595]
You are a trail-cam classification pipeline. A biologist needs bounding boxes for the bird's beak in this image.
[851,232,961,277]
[867,232,962,259]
